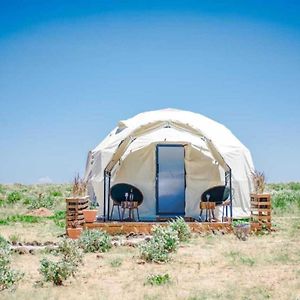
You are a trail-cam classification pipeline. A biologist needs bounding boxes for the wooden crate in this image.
[250,193,271,229]
[66,196,89,229]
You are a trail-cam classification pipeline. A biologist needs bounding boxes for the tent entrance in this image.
[156,144,185,216]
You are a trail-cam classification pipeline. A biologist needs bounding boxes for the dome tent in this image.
[84,108,254,220]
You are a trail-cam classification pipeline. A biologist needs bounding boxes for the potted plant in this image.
[82,201,98,223]
[252,170,266,195]
[67,219,83,239]
[250,170,271,231]
[66,174,88,238]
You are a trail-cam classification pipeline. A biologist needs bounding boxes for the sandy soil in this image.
[25,208,54,217]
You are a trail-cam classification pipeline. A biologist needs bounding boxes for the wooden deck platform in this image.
[84,221,233,235]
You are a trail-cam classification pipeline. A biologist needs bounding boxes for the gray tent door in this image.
[156,145,185,216]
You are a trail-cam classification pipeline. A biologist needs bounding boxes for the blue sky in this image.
[0,1,299,183]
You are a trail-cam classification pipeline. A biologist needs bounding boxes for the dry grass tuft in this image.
[72,174,87,197]
[252,170,266,194]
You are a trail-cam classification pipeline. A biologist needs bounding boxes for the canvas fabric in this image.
[84,108,255,219]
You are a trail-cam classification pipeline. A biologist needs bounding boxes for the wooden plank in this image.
[251,215,271,220]
[250,193,271,199]
[67,203,89,209]
[67,216,85,221]
[250,208,271,213]
[84,222,233,235]
[251,201,271,206]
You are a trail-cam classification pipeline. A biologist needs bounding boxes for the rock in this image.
[126,232,137,238]
[15,247,29,255]
[136,259,146,265]
[44,241,51,246]
[112,241,121,247]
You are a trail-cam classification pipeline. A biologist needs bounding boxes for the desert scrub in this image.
[39,259,77,286]
[39,238,83,286]
[57,238,83,265]
[268,182,300,191]
[0,235,24,291]
[139,225,179,262]
[28,194,56,209]
[7,191,22,204]
[145,273,171,286]
[152,225,179,252]
[272,190,300,212]
[110,257,123,268]
[169,217,191,242]
[139,238,170,262]
[79,229,112,253]
[50,190,63,197]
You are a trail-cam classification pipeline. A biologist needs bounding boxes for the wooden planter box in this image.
[250,193,271,230]
[66,196,89,231]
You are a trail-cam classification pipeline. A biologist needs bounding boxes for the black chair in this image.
[110,183,143,221]
[200,185,230,222]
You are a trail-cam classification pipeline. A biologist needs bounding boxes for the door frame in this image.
[155,144,186,216]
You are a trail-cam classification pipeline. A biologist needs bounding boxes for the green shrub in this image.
[0,235,9,250]
[50,190,63,197]
[48,210,66,228]
[289,182,300,191]
[50,210,65,220]
[145,273,171,286]
[0,235,24,291]
[152,225,179,253]
[79,230,112,253]
[169,217,191,242]
[139,239,169,263]
[57,238,83,266]
[39,258,75,286]
[139,225,179,263]
[110,258,123,268]
[272,190,300,211]
[22,197,32,205]
[0,265,24,291]
[39,238,83,286]
[28,195,55,209]
[7,191,22,204]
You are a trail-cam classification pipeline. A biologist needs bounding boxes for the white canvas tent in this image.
[84,108,254,220]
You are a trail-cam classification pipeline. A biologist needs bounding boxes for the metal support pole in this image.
[107,172,111,221]
[103,171,107,222]
[225,167,233,222]
[229,168,233,221]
